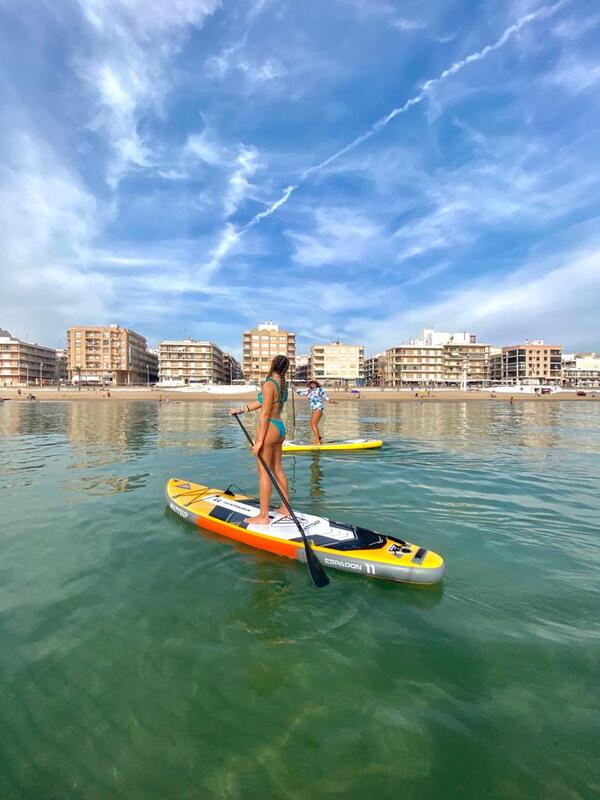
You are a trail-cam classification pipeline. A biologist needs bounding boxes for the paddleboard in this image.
[166,478,445,585]
[282,438,383,453]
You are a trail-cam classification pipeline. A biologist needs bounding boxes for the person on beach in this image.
[295,380,337,445]
[230,355,290,525]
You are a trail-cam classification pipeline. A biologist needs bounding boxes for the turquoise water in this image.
[1,399,599,799]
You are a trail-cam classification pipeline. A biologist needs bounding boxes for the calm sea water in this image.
[1,399,599,799]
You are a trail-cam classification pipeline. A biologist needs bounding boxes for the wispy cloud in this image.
[185,130,225,166]
[287,208,382,267]
[361,240,600,351]
[551,53,600,93]
[0,134,110,343]
[392,18,427,32]
[75,0,220,185]
[205,40,286,87]
[224,146,260,217]
[203,224,241,277]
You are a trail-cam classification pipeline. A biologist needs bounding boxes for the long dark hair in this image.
[268,354,290,403]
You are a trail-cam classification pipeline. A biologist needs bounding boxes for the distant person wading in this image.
[230,355,290,525]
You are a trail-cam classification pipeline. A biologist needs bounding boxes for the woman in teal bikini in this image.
[230,354,290,525]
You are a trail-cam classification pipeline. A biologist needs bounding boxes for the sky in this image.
[1,0,599,357]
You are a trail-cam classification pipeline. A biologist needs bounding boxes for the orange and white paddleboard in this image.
[166,478,445,585]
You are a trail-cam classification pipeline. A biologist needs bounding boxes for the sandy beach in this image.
[1,386,598,403]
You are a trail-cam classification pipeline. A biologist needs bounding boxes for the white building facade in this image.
[310,342,365,385]
[159,339,225,384]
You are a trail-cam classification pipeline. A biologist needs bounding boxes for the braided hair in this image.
[267,354,290,405]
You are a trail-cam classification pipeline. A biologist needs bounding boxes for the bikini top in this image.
[257,376,288,407]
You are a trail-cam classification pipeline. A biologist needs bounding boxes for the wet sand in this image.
[1,387,598,403]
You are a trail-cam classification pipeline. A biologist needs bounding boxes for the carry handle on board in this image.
[233,413,329,588]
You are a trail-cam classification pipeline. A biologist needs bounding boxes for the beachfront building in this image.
[294,354,310,383]
[55,348,68,383]
[242,322,296,384]
[310,341,365,386]
[67,325,158,385]
[0,328,58,386]
[488,341,562,385]
[159,339,225,384]
[223,353,243,384]
[383,329,490,388]
[364,354,385,386]
[562,352,600,387]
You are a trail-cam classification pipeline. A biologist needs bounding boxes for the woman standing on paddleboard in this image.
[296,380,337,445]
[230,355,290,525]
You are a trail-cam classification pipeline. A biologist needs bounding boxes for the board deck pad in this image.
[203,494,350,542]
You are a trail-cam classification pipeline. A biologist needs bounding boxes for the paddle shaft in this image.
[233,413,329,588]
[291,372,296,433]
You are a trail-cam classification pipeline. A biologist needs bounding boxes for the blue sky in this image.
[1,0,599,356]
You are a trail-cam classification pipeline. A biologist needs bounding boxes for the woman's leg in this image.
[310,409,323,444]
[272,441,290,516]
[247,423,278,524]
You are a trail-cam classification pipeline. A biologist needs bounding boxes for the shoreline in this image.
[1,387,598,403]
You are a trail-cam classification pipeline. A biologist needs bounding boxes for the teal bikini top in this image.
[257,376,288,407]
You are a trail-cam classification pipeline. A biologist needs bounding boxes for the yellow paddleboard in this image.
[282,438,383,453]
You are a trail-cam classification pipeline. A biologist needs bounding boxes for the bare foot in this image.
[246,515,270,525]
[274,505,288,517]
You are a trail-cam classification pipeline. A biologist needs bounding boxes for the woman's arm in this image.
[229,400,262,415]
[322,388,337,405]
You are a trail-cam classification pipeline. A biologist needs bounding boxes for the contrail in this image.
[301,0,566,179]
[242,184,298,231]
[208,0,566,271]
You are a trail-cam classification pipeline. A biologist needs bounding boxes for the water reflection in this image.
[63,472,150,497]
[67,401,157,460]
[0,400,70,438]
[360,400,590,455]
[290,400,363,441]
[309,454,324,502]
[63,403,157,496]
[157,402,235,451]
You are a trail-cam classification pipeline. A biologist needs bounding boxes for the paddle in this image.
[233,413,329,588]
[290,370,296,436]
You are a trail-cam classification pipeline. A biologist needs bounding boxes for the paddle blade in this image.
[305,542,330,588]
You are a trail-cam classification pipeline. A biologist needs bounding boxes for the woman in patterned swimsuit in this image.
[296,380,337,445]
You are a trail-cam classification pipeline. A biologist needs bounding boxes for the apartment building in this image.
[223,353,243,384]
[0,328,58,386]
[159,339,225,384]
[364,354,385,386]
[295,354,310,383]
[383,329,490,388]
[242,322,296,384]
[489,341,562,385]
[562,352,600,387]
[55,348,68,383]
[67,325,158,385]
[309,342,365,385]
